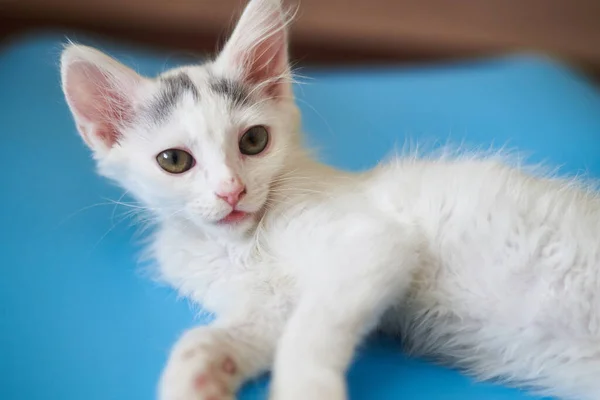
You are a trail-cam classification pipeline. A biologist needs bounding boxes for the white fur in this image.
[60,1,600,399]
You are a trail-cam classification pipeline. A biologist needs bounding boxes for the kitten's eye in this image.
[239,126,269,156]
[156,149,195,174]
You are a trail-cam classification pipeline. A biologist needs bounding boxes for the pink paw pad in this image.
[221,356,237,375]
[194,374,208,389]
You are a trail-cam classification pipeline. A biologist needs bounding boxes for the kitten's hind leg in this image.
[269,218,425,400]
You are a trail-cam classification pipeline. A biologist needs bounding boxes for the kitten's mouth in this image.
[218,210,250,224]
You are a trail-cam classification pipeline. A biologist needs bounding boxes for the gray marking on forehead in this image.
[148,72,200,122]
[209,76,249,107]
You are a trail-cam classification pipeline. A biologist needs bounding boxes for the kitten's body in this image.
[154,152,600,399]
[60,0,600,399]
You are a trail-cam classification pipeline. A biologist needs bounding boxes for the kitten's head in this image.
[61,0,300,236]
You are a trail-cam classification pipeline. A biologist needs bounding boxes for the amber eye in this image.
[156,149,195,174]
[239,125,269,156]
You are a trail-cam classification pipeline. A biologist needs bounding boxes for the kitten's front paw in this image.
[159,327,241,400]
[270,367,346,400]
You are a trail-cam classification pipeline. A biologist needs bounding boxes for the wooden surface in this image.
[1,0,600,72]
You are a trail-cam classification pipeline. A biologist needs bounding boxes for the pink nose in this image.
[216,181,246,206]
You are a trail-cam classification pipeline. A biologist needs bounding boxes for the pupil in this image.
[171,151,178,164]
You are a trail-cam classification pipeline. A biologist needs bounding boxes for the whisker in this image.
[109,191,131,225]
[58,202,118,226]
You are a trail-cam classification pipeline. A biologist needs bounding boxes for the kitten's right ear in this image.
[61,44,147,156]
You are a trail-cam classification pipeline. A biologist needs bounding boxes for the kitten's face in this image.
[101,66,299,234]
[61,0,298,235]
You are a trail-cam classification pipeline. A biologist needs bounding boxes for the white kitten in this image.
[60,0,600,399]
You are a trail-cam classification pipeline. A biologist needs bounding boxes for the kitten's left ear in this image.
[215,0,291,97]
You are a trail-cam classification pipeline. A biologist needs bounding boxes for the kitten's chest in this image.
[154,227,288,314]
[155,230,239,291]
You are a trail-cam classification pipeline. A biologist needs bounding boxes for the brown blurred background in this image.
[1,0,600,77]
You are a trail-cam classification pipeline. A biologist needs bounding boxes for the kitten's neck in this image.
[266,148,348,210]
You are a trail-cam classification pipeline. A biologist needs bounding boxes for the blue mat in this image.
[2,33,599,400]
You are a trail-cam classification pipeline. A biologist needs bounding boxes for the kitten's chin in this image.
[211,213,259,237]
[175,195,270,237]
[186,210,260,237]
[218,210,250,224]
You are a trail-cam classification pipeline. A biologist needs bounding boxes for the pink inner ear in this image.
[243,33,287,96]
[66,62,135,147]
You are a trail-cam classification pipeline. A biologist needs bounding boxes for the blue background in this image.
[1,33,599,400]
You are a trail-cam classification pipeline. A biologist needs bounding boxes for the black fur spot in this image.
[209,76,249,107]
[148,72,199,122]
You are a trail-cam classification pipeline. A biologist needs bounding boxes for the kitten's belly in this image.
[374,160,600,354]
